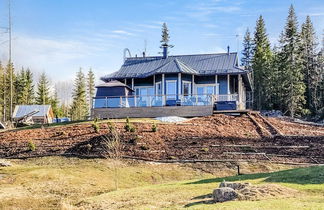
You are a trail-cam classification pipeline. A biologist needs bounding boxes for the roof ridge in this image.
[126,52,238,60]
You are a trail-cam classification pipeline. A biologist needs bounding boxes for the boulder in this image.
[213,187,238,202]
[219,181,251,190]
[0,159,12,167]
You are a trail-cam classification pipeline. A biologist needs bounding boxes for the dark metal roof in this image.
[101,52,249,81]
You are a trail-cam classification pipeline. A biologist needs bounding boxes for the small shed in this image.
[12,105,54,124]
[95,80,134,97]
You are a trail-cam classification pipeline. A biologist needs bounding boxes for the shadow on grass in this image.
[184,193,214,208]
[186,166,324,185]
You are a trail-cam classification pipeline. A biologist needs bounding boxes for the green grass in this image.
[0,157,323,209]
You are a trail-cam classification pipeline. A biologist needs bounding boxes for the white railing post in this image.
[105,97,108,108]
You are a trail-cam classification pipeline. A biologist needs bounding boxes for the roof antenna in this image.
[227,46,230,55]
[144,40,147,55]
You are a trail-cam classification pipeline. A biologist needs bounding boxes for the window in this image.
[155,82,162,95]
[135,87,154,96]
[183,81,191,96]
[196,85,216,95]
[166,81,176,99]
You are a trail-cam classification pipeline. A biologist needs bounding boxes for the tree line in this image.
[241,5,324,118]
[0,63,95,122]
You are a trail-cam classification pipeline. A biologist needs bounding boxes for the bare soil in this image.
[0,114,323,164]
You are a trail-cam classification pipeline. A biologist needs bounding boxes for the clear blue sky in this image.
[0,0,323,83]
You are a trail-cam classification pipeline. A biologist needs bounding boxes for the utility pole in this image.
[8,0,13,122]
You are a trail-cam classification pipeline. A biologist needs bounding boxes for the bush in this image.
[124,117,136,132]
[92,122,100,133]
[107,121,115,132]
[201,147,209,152]
[151,122,158,132]
[28,141,36,151]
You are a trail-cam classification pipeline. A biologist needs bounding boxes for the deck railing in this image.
[92,94,238,109]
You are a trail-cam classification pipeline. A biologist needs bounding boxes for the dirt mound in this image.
[237,184,297,201]
[0,114,323,164]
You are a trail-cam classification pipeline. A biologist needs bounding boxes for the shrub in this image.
[28,141,36,151]
[92,122,100,133]
[124,117,135,132]
[201,147,209,152]
[151,122,158,132]
[107,121,115,132]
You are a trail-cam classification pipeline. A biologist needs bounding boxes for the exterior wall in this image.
[195,75,215,84]
[218,75,228,94]
[92,105,213,119]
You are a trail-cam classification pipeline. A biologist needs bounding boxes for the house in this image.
[12,105,54,124]
[92,46,252,119]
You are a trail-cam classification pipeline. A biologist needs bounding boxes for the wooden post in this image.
[131,78,134,89]
[237,165,240,175]
[192,75,195,95]
[178,73,181,98]
[227,74,230,101]
[162,74,165,106]
[124,79,127,85]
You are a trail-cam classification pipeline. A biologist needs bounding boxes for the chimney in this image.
[143,52,146,58]
[227,46,230,55]
[162,45,168,59]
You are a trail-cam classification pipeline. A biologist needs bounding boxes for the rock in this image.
[213,187,238,202]
[0,159,12,167]
[219,181,251,190]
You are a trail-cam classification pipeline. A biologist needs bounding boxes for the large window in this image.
[183,81,192,96]
[135,87,154,96]
[166,80,177,99]
[196,85,216,95]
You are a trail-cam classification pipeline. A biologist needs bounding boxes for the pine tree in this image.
[161,23,170,46]
[25,68,34,104]
[50,91,62,118]
[241,28,254,70]
[300,16,320,115]
[87,69,95,112]
[36,72,51,105]
[0,62,4,122]
[15,68,28,105]
[251,15,273,110]
[4,62,16,121]
[317,32,324,117]
[277,5,305,117]
[70,69,88,121]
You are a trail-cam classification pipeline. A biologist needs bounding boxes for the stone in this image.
[219,181,251,190]
[213,187,239,202]
[0,159,12,167]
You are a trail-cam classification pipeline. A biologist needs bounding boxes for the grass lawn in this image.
[0,157,323,209]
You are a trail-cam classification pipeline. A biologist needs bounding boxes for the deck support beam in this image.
[131,78,134,90]
[162,74,165,105]
[192,75,195,94]
[178,73,181,99]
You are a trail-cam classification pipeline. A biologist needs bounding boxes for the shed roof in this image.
[101,52,249,81]
[96,80,134,91]
[12,105,53,119]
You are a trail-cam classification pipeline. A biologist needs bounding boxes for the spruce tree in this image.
[241,28,254,70]
[25,68,35,104]
[0,63,4,121]
[70,69,88,121]
[36,72,51,105]
[4,62,16,120]
[161,23,170,46]
[15,68,27,105]
[51,91,62,118]
[251,15,273,110]
[277,5,305,117]
[87,69,95,112]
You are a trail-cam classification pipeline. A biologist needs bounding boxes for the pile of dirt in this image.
[0,114,323,164]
